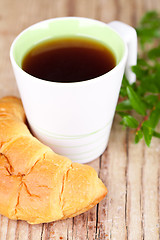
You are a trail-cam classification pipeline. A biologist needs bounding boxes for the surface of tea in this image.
[22,36,116,83]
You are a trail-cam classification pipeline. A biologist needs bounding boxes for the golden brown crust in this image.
[0,96,107,224]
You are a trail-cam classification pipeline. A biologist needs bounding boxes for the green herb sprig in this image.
[116,11,160,146]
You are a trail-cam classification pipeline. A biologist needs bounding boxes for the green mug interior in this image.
[12,17,125,68]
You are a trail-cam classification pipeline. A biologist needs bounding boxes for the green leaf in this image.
[126,86,147,116]
[116,10,160,147]
[131,65,148,80]
[139,81,160,94]
[122,75,130,87]
[135,130,143,143]
[140,11,159,24]
[156,102,160,109]
[142,125,153,146]
[148,45,160,59]
[116,99,132,111]
[143,95,159,107]
[119,75,130,97]
[148,108,160,128]
[121,115,139,128]
[117,111,128,118]
[153,131,160,138]
[137,58,149,67]
[136,11,160,48]
[154,65,160,90]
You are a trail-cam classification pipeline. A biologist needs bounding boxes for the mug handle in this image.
[108,21,137,84]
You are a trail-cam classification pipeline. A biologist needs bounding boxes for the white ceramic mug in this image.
[10,17,137,163]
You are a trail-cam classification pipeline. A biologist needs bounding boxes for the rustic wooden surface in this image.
[0,0,160,239]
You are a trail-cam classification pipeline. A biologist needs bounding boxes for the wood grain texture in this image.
[0,0,160,239]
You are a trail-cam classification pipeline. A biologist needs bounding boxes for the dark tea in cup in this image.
[22,36,116,83]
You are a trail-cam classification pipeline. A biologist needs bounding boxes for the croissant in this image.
[0,96,107,224]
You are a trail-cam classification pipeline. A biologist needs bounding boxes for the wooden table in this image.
[0,0,160,239]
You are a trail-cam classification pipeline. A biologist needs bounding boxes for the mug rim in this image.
[10,16,128,87]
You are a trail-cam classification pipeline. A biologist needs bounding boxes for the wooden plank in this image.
[47,219,73,240]
[97,116,128,240]
[6,220,17,240]
[15,221,29,240]
[126,132,144,240]
[142,136,160,240]
[0,216,8,240]
[29,224,43,240]
[97,0,117,23]
[73,0,98,18]
[71,159,100,240]
[86,172,100,239]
